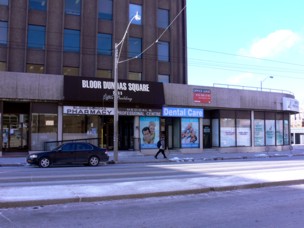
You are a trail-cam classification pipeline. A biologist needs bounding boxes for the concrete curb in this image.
[2,179,304,208]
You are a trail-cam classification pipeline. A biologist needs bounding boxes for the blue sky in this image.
[187,0,304,101]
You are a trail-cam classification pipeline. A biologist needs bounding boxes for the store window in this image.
[97,33,112,56]
[265,120,275,146]
[254,119,265,146]
[129,4,142,25]
[65,0,81,15]
[63,115,99,142]
[158,74,169,83]
[157,9,169,29]
[63,67,79,76]
[31,114,57,150]
[29,0,47,11]
[28,25,46,49]
[283,119,289,145]
[64,29,80,52]
[128,37,142,58]
[220,118,235,147]
[97,69,111,78]
[212,119,219,147]
[98,0,112,20]
[0,0,8,5]
[237,119,251,146]
[158,41,169,62]
[27,64,44,73]
[140,116,160,149]
[128,72,141,81]
[181,118,199,148]
[0,21,8,45]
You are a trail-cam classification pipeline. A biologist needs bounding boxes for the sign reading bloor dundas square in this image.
[64,76,165,105]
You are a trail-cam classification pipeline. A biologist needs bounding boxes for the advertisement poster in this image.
[276,120,283,145]
[140,117,160,149]
[265,120,275,146]
[254,119,265,146]
[284,120,289,145]
[181,118,199,148]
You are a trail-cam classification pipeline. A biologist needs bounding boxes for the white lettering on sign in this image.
[82,80,102,89]
[128,83,150,92]
[162,107,204,117]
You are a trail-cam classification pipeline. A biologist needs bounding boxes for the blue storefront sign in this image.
[162,107,204,118]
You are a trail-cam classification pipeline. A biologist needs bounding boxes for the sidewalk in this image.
[1,147,304,208]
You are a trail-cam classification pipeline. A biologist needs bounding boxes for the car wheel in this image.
[39,157,51,168]
[89,156,100,166]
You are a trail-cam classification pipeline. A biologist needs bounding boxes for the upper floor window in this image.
[65,0,81,15]
[28,25,46,49]
[0,0,8,5]
[0,21,8,45]
[129,4,142,25]
[128,72,142,81]
[64,29,80,52]
[158,41,169,62]
[29,0,47,11]
[27,64,44,73]
[128,37,142,58]
[158,74,169,83]
[157,9,169,29]
[63,67,79,76]
[98,0,112,20]
[97,33,112,56]
[0,62,6,71]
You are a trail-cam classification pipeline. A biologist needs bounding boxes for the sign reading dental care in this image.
[282,97,299,112]
[162,107,204,118]
[64,76,165,105]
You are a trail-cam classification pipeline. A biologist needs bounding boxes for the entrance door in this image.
[203,125,212,148]
[3,114,29,151]
[119,116,134,150]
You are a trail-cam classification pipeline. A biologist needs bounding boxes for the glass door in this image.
[2,114,29,151]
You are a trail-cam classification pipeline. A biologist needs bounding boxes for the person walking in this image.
[155,136,167,159]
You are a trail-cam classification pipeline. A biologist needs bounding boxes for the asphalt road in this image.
[1,185,304,228]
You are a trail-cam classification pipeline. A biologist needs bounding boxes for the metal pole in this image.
[113,43,119,162]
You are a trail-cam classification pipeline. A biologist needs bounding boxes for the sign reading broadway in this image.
[64,76,165,105]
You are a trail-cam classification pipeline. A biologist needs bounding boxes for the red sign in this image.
[193,89,211,104]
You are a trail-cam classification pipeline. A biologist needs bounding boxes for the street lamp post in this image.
[113,12,141,162]
[260,76,274,91]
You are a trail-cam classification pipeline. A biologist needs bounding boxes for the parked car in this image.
[27,142,109,168]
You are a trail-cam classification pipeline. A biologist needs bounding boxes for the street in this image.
[1,185,304,227]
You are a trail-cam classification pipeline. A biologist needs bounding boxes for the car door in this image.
[74,143,91,163]
[55,143,76,164]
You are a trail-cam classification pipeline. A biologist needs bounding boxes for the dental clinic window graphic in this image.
[181,118,199,148]
[140,117,160,149]
[193,88,211,104]
[162,107,204,118]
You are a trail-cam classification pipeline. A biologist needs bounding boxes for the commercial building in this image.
[0,0,298,157]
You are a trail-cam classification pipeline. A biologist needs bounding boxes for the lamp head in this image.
[134,11,141,21]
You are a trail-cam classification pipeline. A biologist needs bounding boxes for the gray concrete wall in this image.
[164,83,295,111]
[0,72,63,101]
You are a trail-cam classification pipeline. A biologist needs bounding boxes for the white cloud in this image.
[240,30,301,58]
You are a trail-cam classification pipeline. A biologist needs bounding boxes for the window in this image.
[97,33,112,55]
[65,0,81,15]
[63,67,79,76]
[0,21,8,45]
[28,25,46,49]
[220,118,235,147]
[27,64,44,73]
[0,0,8,5]
[97,70,111,78]
[129,4,142,25]
[158,41,169,62]
[254,119,265,146]
[236,119,251,146]
[158,74,169,83]
[98,0,112,20]
[128,37,142,58]
[128,72,141,81]
[157,9,169,28]
[29,0,47,11]
[64,29,80,52]
[0,62,6,71]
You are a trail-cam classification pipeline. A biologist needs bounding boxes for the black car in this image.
[27,142,109,168]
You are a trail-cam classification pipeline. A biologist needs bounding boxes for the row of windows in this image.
[0,0,169,29]
[0,22,170,62]
[0,61,170,83]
